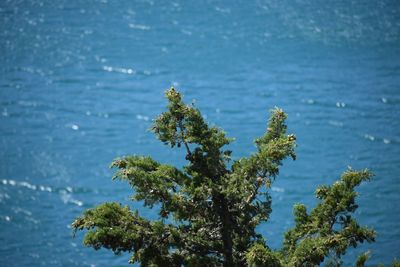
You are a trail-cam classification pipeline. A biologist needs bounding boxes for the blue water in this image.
[1,0,400,266]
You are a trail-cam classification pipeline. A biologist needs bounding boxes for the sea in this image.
[1,0,399,266]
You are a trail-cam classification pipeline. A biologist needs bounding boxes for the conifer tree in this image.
[72,88,377,266]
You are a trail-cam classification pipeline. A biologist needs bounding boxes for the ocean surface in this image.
[1,0,400,266]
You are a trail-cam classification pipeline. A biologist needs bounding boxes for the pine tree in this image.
[72,88,376,266]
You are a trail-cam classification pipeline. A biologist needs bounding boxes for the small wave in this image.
[215,6,231,14]
[136,114,149,121]
[302,99,315,105]
[128,23,151,30]
[1,179,83,206]
[181,29,192,35]
[328,120,344,127]
[18,100,39,107]
[271,186,285,193]
[11,207,40,224]
[335,102,346,108]
[19,67,46,76]
[2,108,9,117]
[364,134,375,141]
[103,65,136,74]
[2,179,52,192]
[60,189,83,206]
[64,123,80,131]
[13,207,33,216]
[364,134,391,145]
[102,65,153,76]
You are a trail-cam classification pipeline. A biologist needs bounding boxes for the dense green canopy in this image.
[73,88,381,266]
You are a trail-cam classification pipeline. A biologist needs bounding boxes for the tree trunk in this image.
[218,194,234,267]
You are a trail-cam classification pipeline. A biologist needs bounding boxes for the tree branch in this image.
[178,120,192,160]
[246,170,268,204]
[246,183,262,204]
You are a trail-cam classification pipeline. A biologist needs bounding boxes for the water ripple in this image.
[1,179,83,207]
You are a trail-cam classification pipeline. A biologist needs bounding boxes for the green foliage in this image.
[282,169,376,266]
[245,243,281,267]
[72,88,378,266]
[356,251,370,267]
